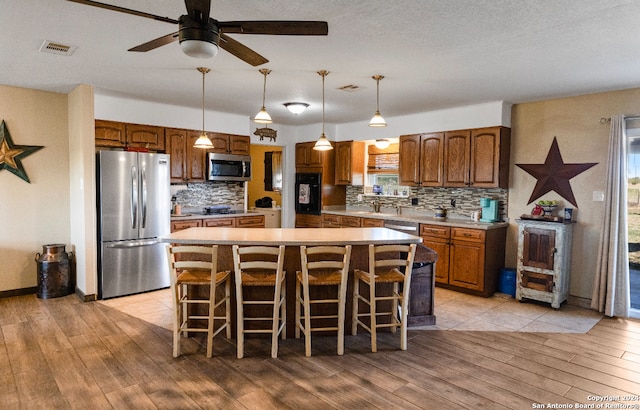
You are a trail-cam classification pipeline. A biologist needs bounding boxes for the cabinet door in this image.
[423,236,450,284]
[470,127,502,188]
[322,214,341,228]
[295,143,309,168]
[204,218,235,227]
[444,130,471,187]
[361,218,384,227]
[236,215,265,228]
[166,128,187,183]
[208,133,230,153]
[125,124,165,151]
[449,240,485,291]
[399,134,421,186]
[523,227,556,270]
[295,142,323,169]
[229,134,250,155]
[419,133,445,187]
[339,216,361,227]
[334,141,353,185]
[296,213,322,228]
[95,120,126,148]
[187,132,207,181]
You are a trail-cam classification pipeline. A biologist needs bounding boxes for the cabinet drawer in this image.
[322,214,340,225]
[451,227,485,242]
[236,215,265,228]
[362,218,384,227]
[171,219,202,232]
[420,224,450,238]
[521,270,554,292]
[204,217,235,227]
[340,216,361,227]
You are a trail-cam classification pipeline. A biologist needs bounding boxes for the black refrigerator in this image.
[295,173,322,215]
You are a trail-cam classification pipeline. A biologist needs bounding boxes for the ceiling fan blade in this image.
[184,0,211,23]
[128,32,179,52]
[66,0,178,24]
[218,21,328,36]
[219,33,268,66]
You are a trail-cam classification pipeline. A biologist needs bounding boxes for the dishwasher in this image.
[383,218,437,326]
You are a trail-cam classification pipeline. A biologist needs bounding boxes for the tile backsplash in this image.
[173,182,244,208]
[346,185,509,220]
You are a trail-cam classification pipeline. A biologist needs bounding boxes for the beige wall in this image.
[248,144,282,209]
[0,85,70,292]
[509,87,640,301]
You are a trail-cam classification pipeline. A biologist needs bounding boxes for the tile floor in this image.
[99,286,604,334]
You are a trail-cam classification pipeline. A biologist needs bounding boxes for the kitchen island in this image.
[162,227,436,335]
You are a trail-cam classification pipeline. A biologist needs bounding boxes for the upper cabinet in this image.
[295,141,324,171]
[444,127,510,188]
[207,133,250,155]
[166,128,207,183]
[399,133,444,187]
[400,126,510,189]
[95,120,165,151]
[334,140,365,185]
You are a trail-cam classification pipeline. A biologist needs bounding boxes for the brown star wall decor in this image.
[0,120,44,183]
[516,137,597,207]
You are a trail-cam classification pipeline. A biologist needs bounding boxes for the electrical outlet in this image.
[593,191,604,202]
[357,194,363,202]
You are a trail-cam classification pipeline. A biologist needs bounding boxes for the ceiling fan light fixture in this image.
[374,139,390,149]
[369,75,388,127]
[253,68,273,124]
[284,102,309,115]
[180,40,219,58]
[314,70,333,151]
[194,67,214,149]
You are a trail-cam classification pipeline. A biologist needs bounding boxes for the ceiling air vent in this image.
[39,40,77,56]
[338,84,361,92]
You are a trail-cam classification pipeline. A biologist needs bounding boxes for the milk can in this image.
[35,244,73,299]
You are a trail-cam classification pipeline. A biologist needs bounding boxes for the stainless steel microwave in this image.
[207,153,251,182]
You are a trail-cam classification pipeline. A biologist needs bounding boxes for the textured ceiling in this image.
[1,0,640,125]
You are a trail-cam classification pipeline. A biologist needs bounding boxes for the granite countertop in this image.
[322,209,509,230]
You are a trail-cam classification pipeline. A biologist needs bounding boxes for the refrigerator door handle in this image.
[141,167,147,229]
[106,239,163,248]
[131,166,138,229]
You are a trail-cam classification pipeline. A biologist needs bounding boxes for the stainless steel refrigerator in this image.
[97,150,171,299]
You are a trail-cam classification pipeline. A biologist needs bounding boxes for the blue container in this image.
[498,268,516,297]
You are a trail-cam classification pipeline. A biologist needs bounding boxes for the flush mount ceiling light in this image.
[314,70,333,151]
[369,74,387,127]
[253,68,273,124]
[283,102,309,115]
[374,139,390,149]
[193,67,214,149]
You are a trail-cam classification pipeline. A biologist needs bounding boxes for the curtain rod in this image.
[599,115,640,124]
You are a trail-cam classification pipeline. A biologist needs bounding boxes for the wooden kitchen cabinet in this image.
[361,217,384,227]
[399,133,444,187]
[166,128,207,183]
[322,213,341,228]
[125,124,165,151]
[171,215,264,232]
[444,127,510,188]
[208,133,250,155]
[334,141,365,185]
[296,213,322,228]
[171,219,202,232]
[295,141,324,170]
[203,217,235,227]
[421,223,506,296]
[235,214,265,228]
[95,120,126,148]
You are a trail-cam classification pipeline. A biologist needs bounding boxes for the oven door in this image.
[295,174,321,215]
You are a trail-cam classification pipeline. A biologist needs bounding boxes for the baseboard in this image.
[0,287,37,299]
[568,295,592,310]
[75,287,97,302]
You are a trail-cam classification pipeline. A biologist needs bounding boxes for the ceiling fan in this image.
[67,0,328,66]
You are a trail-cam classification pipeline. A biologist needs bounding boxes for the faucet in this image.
[395,204,402,215]
[372,200,381,213]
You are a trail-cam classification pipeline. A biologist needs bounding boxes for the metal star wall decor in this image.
[0,120,44,183]
[516,137,597,207]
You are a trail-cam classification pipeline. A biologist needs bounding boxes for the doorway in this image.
[626,127,640,317]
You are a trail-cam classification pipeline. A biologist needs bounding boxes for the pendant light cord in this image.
[202,69,205,134]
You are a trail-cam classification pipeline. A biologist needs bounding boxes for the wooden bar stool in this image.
[165,244,231,358]
[232,245,286,359]
[295,245,352,356]
[352,243,417,352]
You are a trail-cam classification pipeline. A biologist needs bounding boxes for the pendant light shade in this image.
[194,67,214,149]
[314,70,333,151]
[253,68,273,124]
[369,74,387,127]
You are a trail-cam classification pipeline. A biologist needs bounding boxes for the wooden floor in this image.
[1,294,640,409]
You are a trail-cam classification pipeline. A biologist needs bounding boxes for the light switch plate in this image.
[593,191,605,202]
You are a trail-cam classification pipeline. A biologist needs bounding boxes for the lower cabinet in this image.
[421,224,506,296]
[296,214,322,228]
[171,215,264,232]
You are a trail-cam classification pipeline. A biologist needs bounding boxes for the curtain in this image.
[591,114,630,317]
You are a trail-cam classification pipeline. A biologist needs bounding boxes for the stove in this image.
[203,205,241,215]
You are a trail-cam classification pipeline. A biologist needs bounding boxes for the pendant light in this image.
[193,67,214,149]
[313,70,333,151]
[253,68,273,124]
[369,74,387,127]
